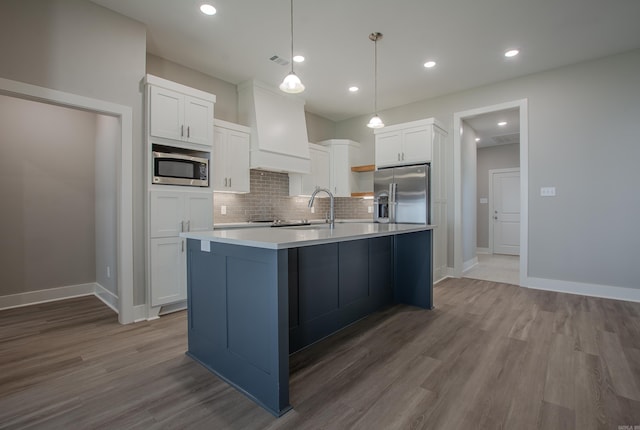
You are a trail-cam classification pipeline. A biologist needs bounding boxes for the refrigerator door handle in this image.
[389,183,397,223]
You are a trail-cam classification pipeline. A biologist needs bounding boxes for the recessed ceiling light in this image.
[504,49,519,58]
[423,60,436,68]
[200,4,217,15]
[475,138,481,142]
[348,86,359,92]
[293,55,305,63]
[498,121,507,126]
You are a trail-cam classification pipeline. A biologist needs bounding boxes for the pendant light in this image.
[279,0,305,93]
[367,32,384,129]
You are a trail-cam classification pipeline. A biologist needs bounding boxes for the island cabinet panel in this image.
[289,237,394,353]
[394,230,433,309]
[186,240,291,417]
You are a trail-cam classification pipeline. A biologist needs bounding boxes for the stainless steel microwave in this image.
[152,150,209,187]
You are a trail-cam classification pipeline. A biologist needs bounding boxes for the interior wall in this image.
[146,53,238,123]
[476,143,520,249]
[95,114,119,295]
[336,48,640,290]
[305,112,337,143]
[0,95,97,296]
[461,122,477,265]
[0,0,147,304]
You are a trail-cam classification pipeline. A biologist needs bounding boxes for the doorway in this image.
[453,99,528,286]
[0,76,134,323]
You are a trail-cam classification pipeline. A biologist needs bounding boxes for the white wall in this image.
[476,143,520,249]
[0,95,97,295]
[336,48,640,291]
[461,122,477,264]
[95,114,119,295]
[0,0,147,304]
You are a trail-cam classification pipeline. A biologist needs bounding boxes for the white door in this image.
[491,169,520,255]
[185,192,213,232]
[149,191,184,238]
[212,127,227,191]
[402,126,431,164]
[150,237,186,306]
[226,131,251,193]
[149,87,184,141]
[375,131,401,167]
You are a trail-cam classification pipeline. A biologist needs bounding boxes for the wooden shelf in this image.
[351,192,374,198]
[351,164,375,172]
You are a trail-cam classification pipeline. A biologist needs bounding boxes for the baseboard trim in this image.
[94,283,119,313]
[524,276,640,303]
[0,283,96,310]
[476,247,490,254]
[463,257,479,273]
[133,305,147,322]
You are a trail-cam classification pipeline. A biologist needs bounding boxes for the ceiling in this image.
[465,108,520,149]
[91,0,640,122]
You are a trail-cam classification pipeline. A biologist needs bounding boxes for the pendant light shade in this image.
[366,32,384,129]
[280,0,305,94]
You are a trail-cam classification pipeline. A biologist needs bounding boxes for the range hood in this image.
[238,80,310,174]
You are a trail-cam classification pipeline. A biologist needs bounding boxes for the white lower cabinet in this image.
[150,237,186,306]
[149,190,213,307]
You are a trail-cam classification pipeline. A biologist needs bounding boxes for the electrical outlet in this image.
[221,205,227,215]
[540,187,556,197]
[311,207,315,214]
[106,266,111,279]
[368,205,373,213]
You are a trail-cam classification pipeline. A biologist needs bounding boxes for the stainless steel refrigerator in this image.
[373,164,430,224]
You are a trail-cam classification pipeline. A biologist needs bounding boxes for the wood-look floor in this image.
[1,278,640,429]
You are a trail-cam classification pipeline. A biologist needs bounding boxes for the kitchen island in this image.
[180,223,434,416]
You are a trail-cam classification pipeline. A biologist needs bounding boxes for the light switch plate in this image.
[479,198,488,204]
[221,205,227,214]
[200,240,210,252]
[540,187,556,197]
[368,205,373,213]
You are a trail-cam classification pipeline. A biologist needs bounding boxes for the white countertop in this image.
[213,219,373,229]
[181,222,434,249]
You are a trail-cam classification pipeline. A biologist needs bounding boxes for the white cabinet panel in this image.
[150,237,186,306]
[150,87,183,141]
[149,85,214,146]
[289,144,330,196]
[149,191,183,238]
[212,121,250,193]
[403,126,432,164]
[185,193,214,232]
[375,132,402,168]
[184,96,214,146]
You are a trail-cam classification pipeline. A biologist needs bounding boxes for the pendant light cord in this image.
[374,35,378,114]
[290,0,294,74]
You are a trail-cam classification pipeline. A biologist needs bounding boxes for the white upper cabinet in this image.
[374,119,444,168]
[320,139,360,197]
[213,119,250,193]
[289,144,330,196]
[147,75,215,147]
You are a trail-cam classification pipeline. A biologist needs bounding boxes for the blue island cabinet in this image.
[185,229,432,417]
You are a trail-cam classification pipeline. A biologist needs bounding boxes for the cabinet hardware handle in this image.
[224,177,227,187]
[229,177,231,187]
[181,220,185,232]
[187,220,191,232]
[182,240,184,252]
[402,152,405,160]
[397,153,401,161]
[181,125,184,137]
[187,126,190,138]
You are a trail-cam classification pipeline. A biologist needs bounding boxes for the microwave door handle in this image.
[153,152,208,164]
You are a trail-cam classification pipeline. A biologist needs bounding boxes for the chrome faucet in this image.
[308,187,335,227]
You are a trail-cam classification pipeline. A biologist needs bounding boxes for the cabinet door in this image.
[185,192,213,232]
[314,147,331,191]
[184,96,214,146]
[212,127,228,191]
[150,191,184,238]
[331,145,352,197]
[150,87,184,141]
[226,131,250,193]
[150,237,186,306]
[402,126,432,164]
[375,131,401,167]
